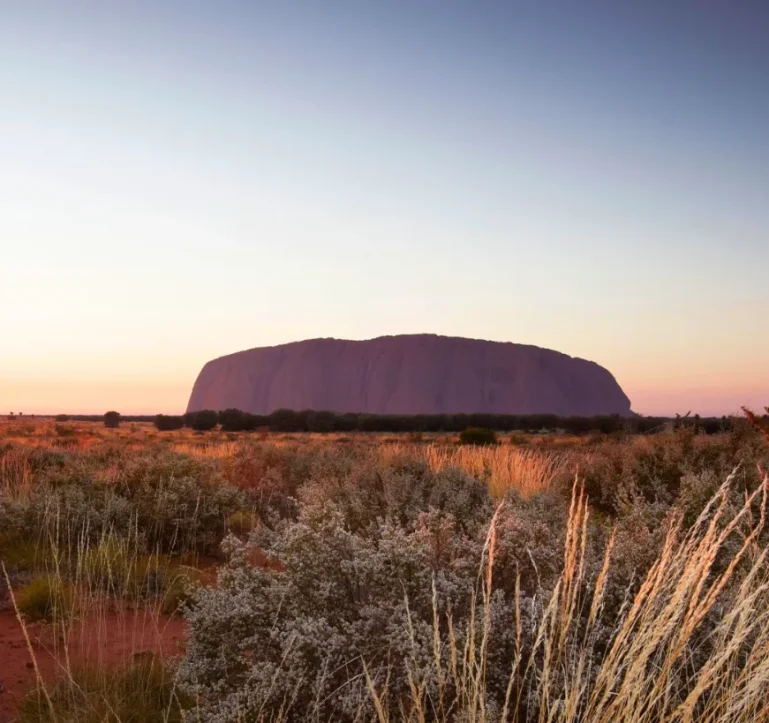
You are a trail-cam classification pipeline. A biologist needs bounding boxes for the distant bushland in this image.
[154,414,185,431]
[459,427,498,446]
[45,410,741,436]
[218,408,268,432]
[184,409,219,432]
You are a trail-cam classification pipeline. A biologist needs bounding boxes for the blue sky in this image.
[1,1,767,414]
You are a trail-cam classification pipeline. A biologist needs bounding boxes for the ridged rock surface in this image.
[187,335,631,417]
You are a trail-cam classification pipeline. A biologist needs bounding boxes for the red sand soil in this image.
[0,609,186,722]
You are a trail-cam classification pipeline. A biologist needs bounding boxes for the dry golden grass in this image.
[0,446,34,502]
[383,442,571,498]
[0,419,586,500]
[170,440,240,459]
[367,467,769,722]
[3,416,768,720]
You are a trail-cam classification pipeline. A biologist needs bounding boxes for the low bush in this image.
[103,411,121,428]
[184,410,218,431]
[226,508,260,538]
[159,566,208,616]
[459,427,498,446]
[55,424,77,437]
[154,414,184,431]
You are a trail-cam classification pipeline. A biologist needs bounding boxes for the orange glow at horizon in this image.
[2,370,765,418]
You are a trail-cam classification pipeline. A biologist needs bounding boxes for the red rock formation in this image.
[187,335,632,417]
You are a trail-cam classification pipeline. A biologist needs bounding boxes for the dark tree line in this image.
[164,408,734,435]
[53,409,745,435]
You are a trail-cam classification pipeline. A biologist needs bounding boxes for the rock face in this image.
[187,335,632,417]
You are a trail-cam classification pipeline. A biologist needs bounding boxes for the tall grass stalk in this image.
[6,509,191,721]
[367,467,769,722]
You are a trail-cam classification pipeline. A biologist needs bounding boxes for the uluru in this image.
[187,335,632,417]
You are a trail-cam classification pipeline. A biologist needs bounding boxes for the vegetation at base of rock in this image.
[45,408,745,435]
[103,410,121,428]
[1,414,768,722]
[459,426,498,445]
[155,414,185,431]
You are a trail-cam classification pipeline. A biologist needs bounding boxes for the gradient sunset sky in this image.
[1,1,767,416]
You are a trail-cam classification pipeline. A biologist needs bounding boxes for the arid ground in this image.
[1,415,768,722]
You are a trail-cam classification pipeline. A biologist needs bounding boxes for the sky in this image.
[1,0,767,416]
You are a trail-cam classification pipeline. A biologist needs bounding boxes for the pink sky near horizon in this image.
[2,324,766,417]
[2,383,765,419]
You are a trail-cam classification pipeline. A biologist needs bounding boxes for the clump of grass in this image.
[18,655,188,723]
[421,442,569,498]
[55,424,77,438]
[81,537,154,597]
[15,575,76,622]
[0,446,34,501]
[159,566,208,616]
[81,536,207,611]
[743,406,769,444]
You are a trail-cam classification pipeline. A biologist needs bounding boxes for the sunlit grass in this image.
[383,442,571,498]
[367,468,769,722]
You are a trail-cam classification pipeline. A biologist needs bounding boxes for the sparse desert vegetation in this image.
[1,414,769,721]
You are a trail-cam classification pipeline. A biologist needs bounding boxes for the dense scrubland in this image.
[37,408,731,435]
[1,414,769,722]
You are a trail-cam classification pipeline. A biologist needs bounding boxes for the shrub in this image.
[15,576,76,622]
[306,409,337,432]
[154,414,184,431]
[459,426,497,446]
[159,566,208,616]
[226,509,260,538]
[184,409,218,431]
[103,411,121,428]
[268,407,306,432]
[217,408,264,432]
[298,457,493,535]
[179,515,483,720]
[116,451,245,554]
[54,414,70,422]
[24,479,135,548]
[55,424,76,437]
